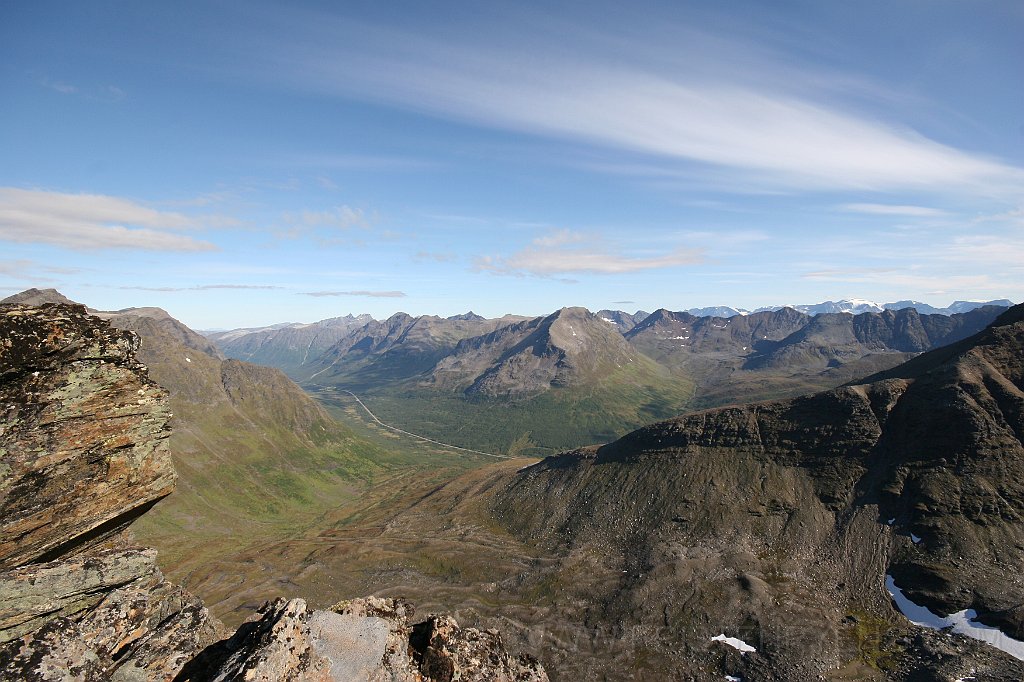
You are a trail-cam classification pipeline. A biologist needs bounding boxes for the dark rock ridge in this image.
[594,309,650,333]
[487,304,1024,679]
[0,303,546,681]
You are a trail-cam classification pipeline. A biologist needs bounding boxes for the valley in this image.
[216,300,1008,456]
[3,289,1023,680]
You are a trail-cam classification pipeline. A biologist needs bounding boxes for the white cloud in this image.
[840,203,949,217]
[251,20,1024,197]
[0,188,217,251]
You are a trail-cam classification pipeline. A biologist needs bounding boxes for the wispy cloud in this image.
[119,284,285,292]
[840,203,949,217]
[300,290,406,298]
[802,267,996,292]
[475,230,703,277]
[40,78,126,101]
[283,205,368,229]
[277,204,375,245]
[414,251,458,263]
[246,16,1024,197]
[42,79,78,94]
[0,188,217,251]
[0,259,82,279]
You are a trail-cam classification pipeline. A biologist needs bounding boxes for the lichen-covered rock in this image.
[0,304,220,680]
[181,596,548,682]
[0,548,223,680]
[0,547,159,643]
[411,614,548,682]
[0,304,175,568]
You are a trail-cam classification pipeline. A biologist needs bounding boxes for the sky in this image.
[2,0,1022,329]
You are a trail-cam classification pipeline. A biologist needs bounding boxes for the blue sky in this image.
[2,0,1022,329]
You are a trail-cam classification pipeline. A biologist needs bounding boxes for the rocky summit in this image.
[0,303,546,681]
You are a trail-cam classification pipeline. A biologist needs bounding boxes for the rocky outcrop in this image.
[0,302,546,681]
[0,303,175,567]
[0,303,224,679]
[182,596,547,682]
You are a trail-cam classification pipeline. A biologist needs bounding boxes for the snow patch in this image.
[911,533,922,544]
[711,634,756,654]
[886,575,1024,660]
[725,677,742,682]
[887,518,895,525]
[600,317,615,324]
[185,357,192,363]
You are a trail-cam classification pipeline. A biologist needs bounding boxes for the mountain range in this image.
[689,298,1014,317]
[209,299,1010,455]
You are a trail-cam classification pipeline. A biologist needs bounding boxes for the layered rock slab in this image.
[0,303,175,567]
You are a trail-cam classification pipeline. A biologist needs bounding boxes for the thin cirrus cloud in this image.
[476,231,703,277]
[246,16,1024,197]
[120,284,286,292]
[840,203,949,217]
[802,267,996,293]
[300,290,407,298]
[0,187,217,251]
[282,205,368,229]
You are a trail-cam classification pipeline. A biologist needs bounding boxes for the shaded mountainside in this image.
[435,307,640,399]
[744,305,1005,371]
[306,311,528,387]
[0,303,547,681]
[209,313,374,379]
[475,303,1024,679]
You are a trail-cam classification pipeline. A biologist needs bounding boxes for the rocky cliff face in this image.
[0,302,223,678]
[0,303,175,567]
[0,303,546,681]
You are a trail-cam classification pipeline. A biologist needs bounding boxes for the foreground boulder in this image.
[0,302,546,681]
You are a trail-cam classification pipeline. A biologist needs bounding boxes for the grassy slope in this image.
[149,391,508,626]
